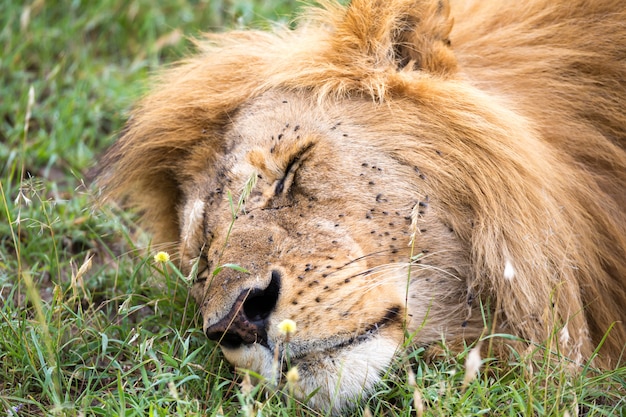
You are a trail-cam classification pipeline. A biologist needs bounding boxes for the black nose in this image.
[205,270,281,348]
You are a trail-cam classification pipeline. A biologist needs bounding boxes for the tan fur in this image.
[96,0,626,412]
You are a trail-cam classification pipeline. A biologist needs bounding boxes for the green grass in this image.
[1,1,625,416]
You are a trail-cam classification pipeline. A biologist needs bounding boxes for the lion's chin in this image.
[220,333,400,414]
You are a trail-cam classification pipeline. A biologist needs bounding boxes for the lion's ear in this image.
[332,0,456,74]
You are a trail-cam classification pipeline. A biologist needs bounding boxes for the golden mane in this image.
[98,0,626,368]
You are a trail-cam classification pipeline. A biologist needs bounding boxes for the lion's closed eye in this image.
[274,142,315,195]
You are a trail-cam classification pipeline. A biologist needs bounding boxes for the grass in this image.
[1,0,625,416]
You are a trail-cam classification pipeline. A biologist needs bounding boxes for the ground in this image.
[0,1,624,416]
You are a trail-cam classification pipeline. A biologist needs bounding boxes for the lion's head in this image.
[96,0,626,412]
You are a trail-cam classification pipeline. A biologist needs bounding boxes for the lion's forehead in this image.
[224,92,422,200]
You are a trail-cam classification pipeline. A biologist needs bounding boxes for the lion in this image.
[96,0,626,413]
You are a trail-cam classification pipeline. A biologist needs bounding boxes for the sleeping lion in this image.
[96,0,626,412]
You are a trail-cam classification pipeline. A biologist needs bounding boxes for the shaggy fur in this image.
[97,0,626,412]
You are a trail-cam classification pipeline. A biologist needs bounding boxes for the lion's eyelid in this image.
[274,142,315,195]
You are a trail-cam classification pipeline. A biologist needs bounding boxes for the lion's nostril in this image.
[204,270,282,348]
[243,270,281,323]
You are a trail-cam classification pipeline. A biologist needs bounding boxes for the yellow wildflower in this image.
[154,251,170,263]
[286,366,299,384]
[277,319,297,335]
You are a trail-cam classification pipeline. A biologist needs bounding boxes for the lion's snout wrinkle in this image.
[204,270,281,349]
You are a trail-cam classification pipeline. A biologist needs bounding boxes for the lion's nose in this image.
[204,270,281,348]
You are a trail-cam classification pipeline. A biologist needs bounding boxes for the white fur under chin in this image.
[221,334,399,414]
[221,343,276,379]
